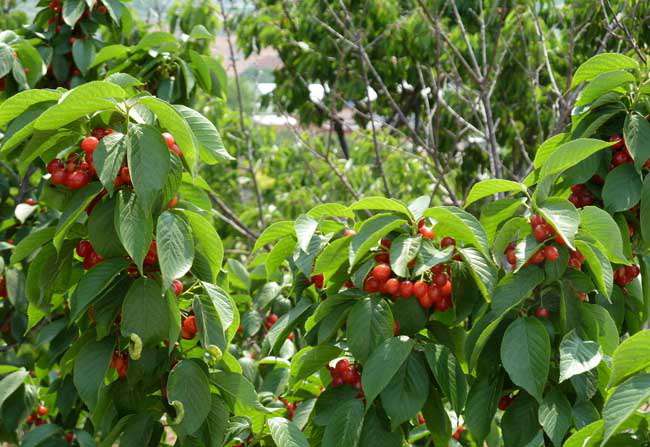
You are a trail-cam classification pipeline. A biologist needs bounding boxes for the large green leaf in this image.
[579,206,627,263]
[93,132,126,194]
[575,70,636,106]
[571,53,639,88]
[62,0,85,25]
[115,190,152,273]
[602,164,643,212]
[313,237,351,281]
[167,360,211,434]
[538,387,572,446]
[253,221,295,251]
[380,354,429,430]
[424,206,489,257]
[361,336,414,406]
[127,124,170,213]
[268,417,309,447]
[321,399,364,447]
[537,198,580,249]
[174,104,232,164]
[346,297,393,363]
[121,278,169,346]
[500,317,550,401]
[73,338,113,409]
[349,214,407,267]
[425,345,467,414]
[0,369,28,408]
[458,247,497,301]
[290,345,341,384]
[389,234,421,277]
[538,138,613,180]
[602,374,650,445]
[349,196,412,218]
[53,182,103,251]
[182,210,223,283]
[642,176,650,243]
[358,406,402,447]
[575,240,613,298]
[421,386,451,446]
[0,89,62,127]
[624,112,650,169]
[465,179,526,207]
[157,211,194,289]
[10,227,56,264]
[464,373,502,443]
[211,371,269,413]
[72,38,95,75]
[558,330,602,383]
[295,215,319,252]
[192,295,226,354]
[608,330,650,387]
[87,197,124,258]
[501,393,542,447]
[70,258,129,320]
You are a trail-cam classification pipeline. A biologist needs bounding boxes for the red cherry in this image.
[76,240,92,258]
[65,170,90,189]
[364,276,380,293]
[169,144,182,157]
[609,134,625,149]
[167,196,179,208]
[498,395,513,411]
[380,238,392,249]
[435,295,451,311]
[171,279,183,296]
[577,292,588,302]
[181,315,197,339]
[433,272,448,287]
[413,280,428,299]
[51,169,68,185]
[417,414,426,425]
[65,432,75,443]
[428,285,441,303]
[439,281,452,297]
[374,252,389,263]
[612,150,631,166]
[570,184,586,193]
[533,225,549,242]
[543,246,560,262]
[343,228,356,237]
[161,132,175,149]
[372,264,392,282]
[47,159,64,174]
[506,248,517,266]
[24,198,37,206]
[530,214,545,226]
[535,307,550,318]
[311,274,324,289]
[529,250,545,265]
[97,4,107,13]
[331,376,344,387]
[399,281,414,298]
[335,359,350,375]
[340,368,356,384]
[419,226,435,239]
[119,166,131,183]
[384,278,400,296]
[80,136,99,154]
[440,236,456,248]
[36,405,48,416]
[417,291,433,309]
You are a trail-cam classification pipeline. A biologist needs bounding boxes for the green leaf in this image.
[458,247,497,301]
[578,304,619,356]
[559,330,602,383]
[624,113,650,169]
[425,345,467,414]
[358,406,402,447]
[121,278,169,346]
[91,44,129,67]
[0,89,62,127]
[313,237,351,281]
[533,133,568,168]
[537,198,580,249]
[464,373,502,443]
[362,336,414,406]
[174,104,232,163]
[115,190,152,272]
[167,360,211,434]
[564,420,604,447]
[539,138,613,180]
[576,70,636,106]
[579,206,627,263]
[211,371,269,413]
[127,124,170,212]
[70,258,129,320]
[380,354,429,430]
[642,176,650,243]
[500,317,550,401]
[602,164,643,212]
[389,234,421,277]
[268,417,309,447]
[290,345,341,384]
[307,203,355,219]
[346,297,393,363]
[93,131,126,194]
[349,214,407,267]
[413,240,453,275]
[72,38,95,75]
[465,179,526,207]
[192,295,226,354]
[10,227,56,264]
[183,210,223,283]
[608,330,650,387]
[53,182,102,251]
[20,424,63,447]
[349,196,412,218]
[538,387,572,446]
[253,221,295,252]
[87,197,124,258]
[422,386,451,447]
[501,393,542,447]
[295,215,319,252]
[138,96,198,174]
[571,53,639,88]
[480,198,527,243]
[73,338,113,408]
[266,237,296,278]
[321,399,364,447]
[0,369,28,408]
[424,206,490,257]
[575,240,613,298]
[602,374,650,445]
[62,0,85,26]
[157,211,194,289]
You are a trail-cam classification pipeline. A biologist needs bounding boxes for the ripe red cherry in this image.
[76,240,92,258]
[417,292,433,309]
[372,263,392,282]
[311,274,324,289]
[417,414,426,425]
[625,265,640,278]
[428,285,441,303]
[167,196,179,208]
[171,279,183,296]
[374,252,389,263]
[419,226,435,239]
[65,432,75,443]
[80,136,99,154]
[380,238,392,249]
[399,280,414,298]
[533,225,549,242]
[51,169,67,185]
[181,315,197,339]
[609,134,625,149]
[335,358,350,375]
[535,307,550,318]
[24,198,37,206]
[529,250,545,265]
[97,4,107,13]
[435,295,451,312]
[530,214,545,226]
[440,236,456,248]
[66,170,90,189]
[413,280,428,299]
[364,276,380,293]
[433,272,448,287]
[439,281,452,297]
[612,150,631,166]
[36,405,48,416]
[112,352,128,379]
[498,395,513,411]
[543,246,560,262]
[162,132,175,148]
[47,159,63,174]
[170,144,182,156]
[331,376,344,387]
[384,278,400,296]
[119,166,131,183]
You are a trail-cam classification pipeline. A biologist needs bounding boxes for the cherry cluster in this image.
[25,404,48,426]
[568,249,586,270]
[608,135,633,169]
[110,350,129,379]
[614,265,640,287]
[264,313,278,330]
[75,240,103,270]
[328,359,362,391]
[568,184,595,208]
[279,398,297,420]
[181,315,197,339]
